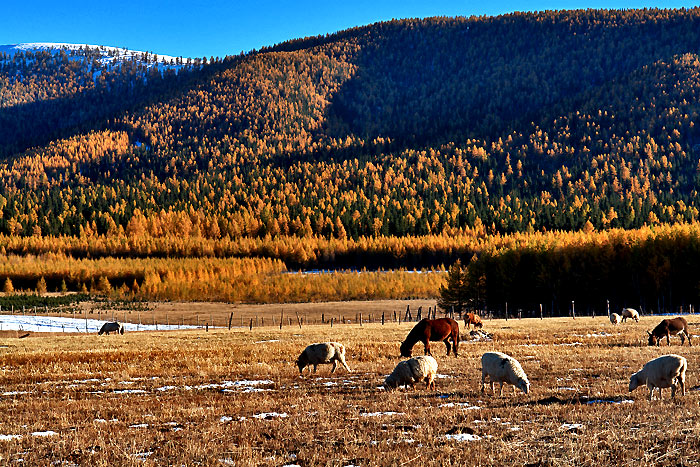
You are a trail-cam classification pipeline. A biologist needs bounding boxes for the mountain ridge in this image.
[1,9,700,238]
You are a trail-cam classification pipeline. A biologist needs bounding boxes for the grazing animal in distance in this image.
[384,356,438,390]
[621,308,640,322]
[98,322,124,335]
[609,313,622,325]
[629,354,687,400]
[647,317,691,346]
[296,342,351,374]
[465,312,483,329]
[400,318,460,358]
[481,351,530,396]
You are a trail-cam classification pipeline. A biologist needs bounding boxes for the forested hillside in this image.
[3,8,700,242]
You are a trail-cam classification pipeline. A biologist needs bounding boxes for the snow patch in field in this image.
[252,412,288,419]
[0,314,198,333]
[435,374,451,379]
[558,387,577,391]
[129,424,148,429]
[445,433,481,441]
[114,389,147,394]
[561,423,584,431]
[439,402,481,410]
[0,434,21,441]
[133,451,153,460]
[586,399,634,405]
[254,339,280,344]
[361,411,404,417]
[2,391,29,396]
[32,431,58,437]
[155,385,177,392]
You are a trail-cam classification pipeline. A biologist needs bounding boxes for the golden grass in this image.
[1,312,700,465]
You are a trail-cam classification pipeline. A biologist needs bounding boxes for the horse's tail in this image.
[452,321,460,356]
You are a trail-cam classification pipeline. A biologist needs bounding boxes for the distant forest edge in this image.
[439,223,700,317]
[2,9,700,239]
[0,224,698,309]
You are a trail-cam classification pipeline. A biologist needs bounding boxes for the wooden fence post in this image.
[540,304,543,320]
[295,312,302,329]
[382,312,385,325]
[228,312,234,330]
[249,319,253,331]
[280,309,284,330]
[359,312,362,326]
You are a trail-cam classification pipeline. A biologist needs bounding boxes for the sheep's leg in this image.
[672,383,677,399]
[679,376,686,396]
[331,360,338,373]
[339,356,352,372]
[313,364,318,373]
[481,370,487,393]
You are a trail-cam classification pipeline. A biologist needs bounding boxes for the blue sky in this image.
[2,0,697,59]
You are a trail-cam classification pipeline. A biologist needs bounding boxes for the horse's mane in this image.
[401,319,429,348]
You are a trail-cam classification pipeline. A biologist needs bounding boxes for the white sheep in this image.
[609,313,622,325]
[621,308,640,322]
[629,354,687,400]
[296,342,351,374]
[384,355,438,390]
[481,351,530,395]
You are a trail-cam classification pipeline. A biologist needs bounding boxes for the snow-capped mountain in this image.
[0,42,190,69]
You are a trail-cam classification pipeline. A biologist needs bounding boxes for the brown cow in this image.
[647,317,691,346]
[465,312,483,329]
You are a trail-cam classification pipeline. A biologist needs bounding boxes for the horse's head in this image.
[399,341,412,357]
[647,330,658,346]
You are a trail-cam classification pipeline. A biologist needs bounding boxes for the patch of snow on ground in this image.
[445,433,481,441]
[129,424,148,429]
[254,339,280,344]
[586,399,634,404]
[114,389,147,394]
[361,412,404,417]
[0,314,198,333]
[439,402,481,410]
[32,431,58,437]
[0,434,21,441]
[561,423,584,431]
[252,412,288,419]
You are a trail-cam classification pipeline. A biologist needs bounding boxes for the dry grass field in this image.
[1,307,700,466]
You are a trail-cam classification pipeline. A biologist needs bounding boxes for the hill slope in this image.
[2,9,700,239]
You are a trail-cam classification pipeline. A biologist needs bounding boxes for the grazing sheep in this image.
[609,313,622,325]
[384,355,438,390]
[629,354,687,400]
[481,351,530,396]
[296,342,351,374]
[98,322,124,335]
[621,308,640,323]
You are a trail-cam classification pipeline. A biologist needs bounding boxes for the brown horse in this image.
[400,318,460,357]
[465,312,483,329]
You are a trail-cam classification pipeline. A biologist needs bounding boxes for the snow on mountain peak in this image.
[0,42,187,66]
